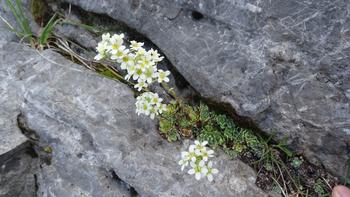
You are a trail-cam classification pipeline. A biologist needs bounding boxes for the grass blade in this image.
[4,0,32,38]
[0,14,20,35]
[39,13,60,45]
[15,0,32,34]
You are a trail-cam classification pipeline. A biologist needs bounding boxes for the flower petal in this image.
[195,173,201,180]
[188,169,195,175]
[207,174,213,182]
[201,167,208,174]
[212,169,219,174]
[181,165,185,171]
[199,160,205,167]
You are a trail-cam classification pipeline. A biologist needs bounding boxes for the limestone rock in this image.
[60,0,350,176]
[0,42,266,196]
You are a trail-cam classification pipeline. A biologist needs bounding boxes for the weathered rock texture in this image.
[59,0,350,176]
[0,142,37,197]
[0,0,38,43]
[0,42,266,196]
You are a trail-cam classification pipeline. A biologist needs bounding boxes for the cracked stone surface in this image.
[0,42,266,196]
[59,0,350,176]
[0,0,38,43]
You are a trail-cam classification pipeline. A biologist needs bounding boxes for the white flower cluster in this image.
[94,33,170,91]
[95,33,171,119]
[135,92,167,119]
[178,141,219,181]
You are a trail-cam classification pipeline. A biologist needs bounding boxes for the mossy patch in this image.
[159,100,338,196]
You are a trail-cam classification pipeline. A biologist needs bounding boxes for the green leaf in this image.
[198,125,225,147]
[273,138,293,158]
[167,130,179,142]
[5,0,33,38]
[314,179,326,196]
[215,114,227,129]
[186,106,199,123]
[39,13,61,45]
[99,68,115,78]
[223,127,236,141]
[179,118,191,128]
[199,102,210,121]
[159,118,174,134]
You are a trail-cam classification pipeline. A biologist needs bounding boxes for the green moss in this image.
[157,97,334,196]
[313,179,328,197]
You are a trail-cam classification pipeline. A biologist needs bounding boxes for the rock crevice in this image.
[58,0,350,177]
[0,42,266,196]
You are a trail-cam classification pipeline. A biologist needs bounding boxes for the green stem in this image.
[161,82,178,100]
[99,63,136,87]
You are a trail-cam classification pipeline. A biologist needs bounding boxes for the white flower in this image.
[190,140,208,155]
[130,40,144,51]
[205,161,219,182]
[149,49,164,62]
[108,34,124,55]
[178,151,191,171]
[95,33,172,121]
[134,79,148,91]
[110,46,128,60]
[201,149,214,161]
[94,41,109,60]
[188,160,206,180]
[178,141,218,182]
[135,92,167,118]
[149,107,158,119]
[125,64,136,80]
[138,57,155,69]
[111,33,124,42]
[102,33,111,41]
[157,69,170,83]
[132,68,144,81]
[120,53,135,70]
[140,66,157,84]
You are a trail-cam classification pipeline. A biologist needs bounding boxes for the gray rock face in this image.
[0,42,266,196]
[0,0,38,43]
[0,142,37,197]
[0,0,18,42]
[60,0,350,176]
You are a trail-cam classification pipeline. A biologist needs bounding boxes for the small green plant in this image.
[3,0,33,39]
[291,157,303,168]
[313,178,328,197]
[37,13,60,47]
[159,101,199,141]
[1,0,61,49]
